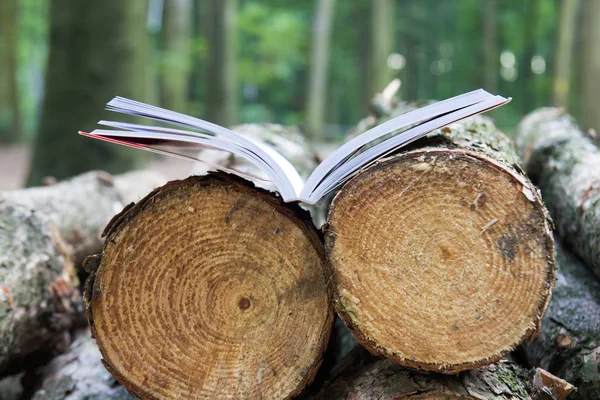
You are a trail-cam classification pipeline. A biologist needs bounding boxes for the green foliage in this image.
[0,0,576,155]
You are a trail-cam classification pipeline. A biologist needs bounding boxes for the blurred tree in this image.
[401,0,419,101]
[552,0,579,108]
[520,0,538,111]
[306,0,335,139]
[370,0,394,95]
[482,0,498,92]
[159,0,192,112]
[205,0,238,126]
[27,0,150,185]
[581,0,600,133]
[0,0,22,143]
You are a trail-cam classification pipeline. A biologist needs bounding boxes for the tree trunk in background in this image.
[482,0,498,92]
[205,0,238,126]
[520,0,537,112]
[306,0,335,140]
[369,0,394,95]
[0,0,21,143]
[159,0,192,112]
[26,0,150,186]
[581,0,600,133]
[552,0,579,108]
[401,1,419,101]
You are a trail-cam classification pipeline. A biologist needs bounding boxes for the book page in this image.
[306,95,510,203]
[299,89,495,200]
[100,97,304,201]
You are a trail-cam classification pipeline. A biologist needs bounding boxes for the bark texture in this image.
[325,115,554,373]
[85,173,332,399]
[2,170,164,264]
[307,348,574,400]
[515,108,600,277]
[0,170,163,376]
[0,202,80,376]
[524,240,600,399]
[32,330,134,400]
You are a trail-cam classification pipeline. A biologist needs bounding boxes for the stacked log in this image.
[305,348,574,400]
[32,330,135,400]
[515,108,600,277]
[85,174,333,399]
[0,171,163,376]
[324,115,555,373]
[516,108,600,399]
[523,242,600,399]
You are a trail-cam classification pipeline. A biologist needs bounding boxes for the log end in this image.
[325,150,555,373]
[86,173,333,399]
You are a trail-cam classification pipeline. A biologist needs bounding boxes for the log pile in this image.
[5,103,599,399]
[0,170,163,393]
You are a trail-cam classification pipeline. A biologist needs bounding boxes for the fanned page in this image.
[79,90,509,205]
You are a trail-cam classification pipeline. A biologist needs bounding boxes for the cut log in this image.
[85,173,333,399]
[32,329,135,400]
[515,108,600,278]
[0,202,80,376]
[325,115,555,373]
[524,240,600,399]
[1,170,165,265]
[306,348,575,400]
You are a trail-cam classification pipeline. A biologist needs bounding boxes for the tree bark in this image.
[2,170,164,265]
[85,173,333,399]
[32,330,135,400]
[524,240,600,399]
[0,0,21,143]
[325,115,555,374]
[205,0,238,126]
[306,0,336,140]
[305,348,574,400]
[159,0,192,112]
[552,0,579,108]
[26,0,151,185]
[0,170,163,377]
[515,108,600,278]
[0,202,80,377]
[581,0,600,133]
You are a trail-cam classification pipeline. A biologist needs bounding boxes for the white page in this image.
[299,89,495,199]
[104,97,303,201]
[78,132,273,184]
[306,96,510,203]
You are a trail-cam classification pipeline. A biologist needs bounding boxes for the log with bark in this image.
[305,347,575,400]
[515,108,600,278]
[1,170,165,264]
[524,241,600,399]
[0,170,163,377]
[32,329,134,400]
[324,115,555,373]
[84,173,333,399]
[0,201,80,377]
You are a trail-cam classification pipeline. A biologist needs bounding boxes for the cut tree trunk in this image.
[32,329,135,400]
[524,240,600,399]
[0,170,163,377]
[325,115,555,373]
[1,170,165,264]
[515,108,600,278]
[85,173,333,399]
[305,348,574,400]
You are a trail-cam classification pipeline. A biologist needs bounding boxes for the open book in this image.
[80,89,509,205]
